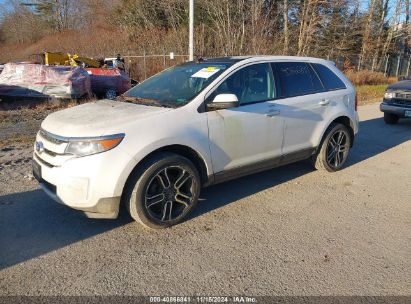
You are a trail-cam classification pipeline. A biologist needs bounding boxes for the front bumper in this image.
[32,146,134,219]
[38,177,120,219]
[380,102,411,117]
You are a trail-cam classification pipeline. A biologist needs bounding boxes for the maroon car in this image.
[86,68,131,99]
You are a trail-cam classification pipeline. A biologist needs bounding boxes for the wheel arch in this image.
[120,144,211,204]
[153,145,210,184]
[320,116,355,149]
[333,116,355,147]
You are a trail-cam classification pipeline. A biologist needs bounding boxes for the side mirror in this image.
[207,94,239,110]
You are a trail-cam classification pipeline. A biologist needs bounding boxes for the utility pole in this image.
[406,0,410,57]
[189,0,194,61]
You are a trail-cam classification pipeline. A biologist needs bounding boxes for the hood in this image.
[41,99,171,137]
[387,80,411,91]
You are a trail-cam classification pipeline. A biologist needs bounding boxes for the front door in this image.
[206,63,284,176]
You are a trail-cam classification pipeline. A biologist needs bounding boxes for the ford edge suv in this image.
[33,56,359,229]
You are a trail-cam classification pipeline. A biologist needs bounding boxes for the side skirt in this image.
[210,148,316,186]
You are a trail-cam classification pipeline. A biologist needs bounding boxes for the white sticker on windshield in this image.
[191,67,220,79]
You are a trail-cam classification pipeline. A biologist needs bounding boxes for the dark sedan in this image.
[380,77,411,124]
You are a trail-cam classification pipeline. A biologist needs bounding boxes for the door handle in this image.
[319,99,330,106]
[265,109,280,117]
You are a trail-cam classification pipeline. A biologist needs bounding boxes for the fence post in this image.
[143,49,147,80]
[163,48,166,68]
[407,55,411,77]
[395,54,402,77]
[128,57,132,78]
[357,54,361,71]
[384,54,390,77]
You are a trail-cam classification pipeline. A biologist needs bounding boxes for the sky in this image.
[0,0,405,22]
[0,0,373,9]
[0,0,12,18]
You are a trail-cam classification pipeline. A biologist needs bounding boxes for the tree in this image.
[283,0,289,54]
[35,0,87,31]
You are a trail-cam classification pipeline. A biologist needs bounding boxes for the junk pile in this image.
[44,52,132,98]
[0,62,91,100]
[0,52,132,101]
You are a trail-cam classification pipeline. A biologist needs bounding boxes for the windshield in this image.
[120,62,230,107]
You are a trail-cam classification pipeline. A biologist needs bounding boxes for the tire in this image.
[105,89,117,100]
[384,112,399,124]
[124,152,201,229]
[311,123,351,172]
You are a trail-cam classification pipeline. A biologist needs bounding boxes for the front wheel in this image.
[384,113,399,124]
[311,123,351,172]
[105,89,117,100]
[125,152,200,229]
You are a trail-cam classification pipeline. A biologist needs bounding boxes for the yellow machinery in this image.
[44,52,70,66]
[44,52,101,68]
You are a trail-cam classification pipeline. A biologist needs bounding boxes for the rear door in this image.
[271,61,329,158]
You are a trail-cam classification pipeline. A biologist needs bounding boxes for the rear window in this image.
[312,63,346,91]
[273,62,323,98]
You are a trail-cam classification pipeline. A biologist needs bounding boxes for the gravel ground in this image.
[0,103,410,296]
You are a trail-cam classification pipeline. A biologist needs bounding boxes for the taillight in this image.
[355,93,358,112]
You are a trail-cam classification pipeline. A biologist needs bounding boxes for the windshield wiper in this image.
[117,95,166,107]
[117,95,157,104]
[117,95,180,108]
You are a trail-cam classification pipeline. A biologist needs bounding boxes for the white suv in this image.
[33,56,359,229]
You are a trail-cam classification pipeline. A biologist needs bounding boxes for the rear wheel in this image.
[125,152,200,229]
[384,112,399,124]
[311,123,351,172]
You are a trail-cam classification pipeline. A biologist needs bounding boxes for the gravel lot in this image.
[0,103,410,296]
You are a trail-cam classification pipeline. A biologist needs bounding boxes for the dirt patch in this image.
[0,110,46,150]
[0,99,91,149]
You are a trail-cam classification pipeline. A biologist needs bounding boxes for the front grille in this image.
[43,147,60,157]
[396,92,411,100]
[39,129,66,145]
[390,99,411,107]
[34,153,54,168]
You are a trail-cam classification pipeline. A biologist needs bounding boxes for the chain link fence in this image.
[332,54,411,77]
[123,52,411,81]
[123,53,189,81]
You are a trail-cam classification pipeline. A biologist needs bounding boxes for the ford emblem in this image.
[35,141,44,154]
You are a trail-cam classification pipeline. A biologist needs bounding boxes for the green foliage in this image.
[34,0,57,29]
[356,84,389,103]
[35,0,55,15]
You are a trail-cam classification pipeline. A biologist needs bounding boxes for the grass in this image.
[0,134,35,149]
[343,70,393,105]
[356,84,388,105]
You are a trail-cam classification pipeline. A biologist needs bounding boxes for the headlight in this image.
[65,134,124,157]
[384,92,396,99]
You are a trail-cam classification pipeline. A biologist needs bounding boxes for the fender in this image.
[314,112,357,151]
[113,139,213,197]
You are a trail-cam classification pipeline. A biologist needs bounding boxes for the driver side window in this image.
[213,63,275,105]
